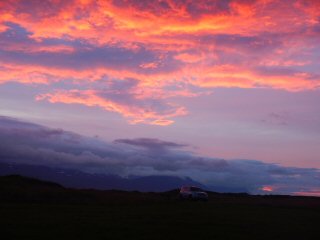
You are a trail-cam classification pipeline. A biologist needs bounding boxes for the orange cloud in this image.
[261,185,274,192]
[139,62,159,69]
[37,89,187,126]
[1,0,318,47]
[0,0,319,124]
[189,65,320,91]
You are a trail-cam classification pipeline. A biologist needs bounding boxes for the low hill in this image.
[0,174,63,189]
[0,174,180,204]
[0,161,206,192]
[1,174,320,208]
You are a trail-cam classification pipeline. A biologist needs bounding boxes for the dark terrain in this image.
[1,175,319,240]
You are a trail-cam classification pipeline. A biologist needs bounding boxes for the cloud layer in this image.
[0,0,319,124]
[1,116,319,195]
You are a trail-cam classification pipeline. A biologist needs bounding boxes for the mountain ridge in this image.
[0,161,207,192]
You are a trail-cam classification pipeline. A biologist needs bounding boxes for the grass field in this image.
[1,175,319,240]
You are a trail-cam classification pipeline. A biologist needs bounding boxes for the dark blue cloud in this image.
[114,138,187,150]
[0,116,319,195]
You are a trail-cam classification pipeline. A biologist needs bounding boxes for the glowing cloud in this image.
[0,0,320,124]
[37,89,187,126]
[261,186,274,192]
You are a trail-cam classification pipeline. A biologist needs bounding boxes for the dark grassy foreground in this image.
[1,175,319,240]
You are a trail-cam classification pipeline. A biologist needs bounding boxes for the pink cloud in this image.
[0,0,319,124]
[37,89,187,126]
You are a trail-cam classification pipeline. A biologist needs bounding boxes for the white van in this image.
[179,186,208,200]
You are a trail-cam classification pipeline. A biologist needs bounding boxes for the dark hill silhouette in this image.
[1,174,320,208]
[0,161,206,192]
[0,174,193,204]
[0,174,63,189]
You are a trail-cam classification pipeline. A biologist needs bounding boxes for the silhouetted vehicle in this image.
[179,186,208,201]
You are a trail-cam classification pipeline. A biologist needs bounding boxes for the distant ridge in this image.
[0,161,205,192]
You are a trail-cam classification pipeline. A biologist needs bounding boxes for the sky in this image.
[0,0,320,195]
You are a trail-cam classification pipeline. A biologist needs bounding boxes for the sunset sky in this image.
[0,0,320,195]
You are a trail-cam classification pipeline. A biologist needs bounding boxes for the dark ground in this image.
[1,175,319,240]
